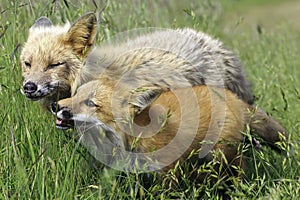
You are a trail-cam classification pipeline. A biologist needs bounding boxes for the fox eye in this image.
[84,99,98,107]
[46,62,65,71]
[24,61,31,68]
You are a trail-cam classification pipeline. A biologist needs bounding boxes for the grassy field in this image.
[1,0,299,199]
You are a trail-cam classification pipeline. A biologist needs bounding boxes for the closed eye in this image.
[84,99,99,107]
[45,62,66,71]
[24,61,31,68]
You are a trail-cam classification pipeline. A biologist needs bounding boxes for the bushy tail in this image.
[248,106,288,152]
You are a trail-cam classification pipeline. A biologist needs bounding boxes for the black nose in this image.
[51,102,73,119]
[23,81,37,94]
[61,109,73,119]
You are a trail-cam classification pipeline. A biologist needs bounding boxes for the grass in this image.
[1,0,299,199]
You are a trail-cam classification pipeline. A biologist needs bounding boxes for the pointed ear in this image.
[30,16,53,29]
[128,86,163,115]
[65,12,97,58]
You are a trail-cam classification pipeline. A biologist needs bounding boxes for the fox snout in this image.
[23,81,38,94]
[22,81,40,100]
[22,80,59,101]
[51,102,74,130]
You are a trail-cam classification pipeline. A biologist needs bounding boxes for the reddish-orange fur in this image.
[56,77,287,184]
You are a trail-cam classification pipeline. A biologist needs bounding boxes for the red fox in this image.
[51,77,288,182]
[21,13,254,111]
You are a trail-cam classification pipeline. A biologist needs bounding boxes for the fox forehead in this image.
[72,80,114,107]
[75,80,100,99]
[28,22,70,38]
[21,34,72,64]
[21,22,71,59]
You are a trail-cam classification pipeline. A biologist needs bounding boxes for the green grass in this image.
[1,0,299,199]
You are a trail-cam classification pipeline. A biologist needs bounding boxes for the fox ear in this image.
[30,16,53,29]
[65,12,97,58]
[128,86,163,115]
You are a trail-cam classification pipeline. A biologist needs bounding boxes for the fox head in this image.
[51,77,162,130]
[51,80,109,130]
[20,13,97,107]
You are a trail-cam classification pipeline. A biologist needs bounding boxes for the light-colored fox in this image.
[21,13,254,111]
[51,77,287,182]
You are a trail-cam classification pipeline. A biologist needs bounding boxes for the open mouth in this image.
[25,95,44,101]
[23,90,53,101]
[56,117,75,130]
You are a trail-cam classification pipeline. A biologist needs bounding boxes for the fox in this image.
[20,12,254,111]
[51,76,288,183]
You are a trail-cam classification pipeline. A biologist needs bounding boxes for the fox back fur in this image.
[21,13,254,111]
